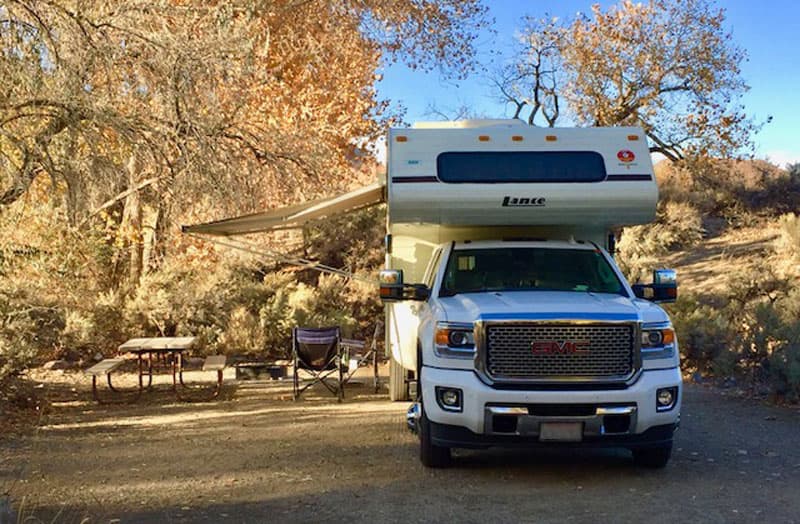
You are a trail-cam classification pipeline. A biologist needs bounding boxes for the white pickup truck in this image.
[379,121,681,468]
[184,119,682,469]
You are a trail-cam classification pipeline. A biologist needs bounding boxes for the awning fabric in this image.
[182,182,385,236]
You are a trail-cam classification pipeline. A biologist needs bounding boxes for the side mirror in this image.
[379,269,404,301]
[632,269,677,303]
[379,269,431,302]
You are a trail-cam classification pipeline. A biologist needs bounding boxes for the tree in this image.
[0,0,488,285]
[496,0,756,161]
[494,16,563,127]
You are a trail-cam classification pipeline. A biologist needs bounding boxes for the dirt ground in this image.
[2,368,800,524]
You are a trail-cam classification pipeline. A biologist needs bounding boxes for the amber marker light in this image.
[435,328,451,346]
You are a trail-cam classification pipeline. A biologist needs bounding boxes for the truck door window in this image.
[439,248,625,297]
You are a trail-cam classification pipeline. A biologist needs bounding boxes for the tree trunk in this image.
[62,130,85,227]
[148,186,172,273]
[0,151,38,208]
[119,155,144,290]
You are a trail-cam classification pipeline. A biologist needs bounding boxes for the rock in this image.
[60,349,83,362]
[94,352,104,362]
[43,359,72,370]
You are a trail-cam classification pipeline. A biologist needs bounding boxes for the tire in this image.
[419,404,451,468]
[389,357,409,401]
[632,444,672,468]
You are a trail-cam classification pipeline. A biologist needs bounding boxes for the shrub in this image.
[617,201,703,282]
[0,288,64,380]
[768,335,800,401]
[669,265,800,400]
[667,294,732,373]
[779,213,800,259]
[61,291,127,358]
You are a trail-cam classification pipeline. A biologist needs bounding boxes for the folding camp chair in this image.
[340,321,383,393]
[292,326,344,401]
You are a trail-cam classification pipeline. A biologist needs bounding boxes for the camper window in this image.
[436,151,606,183]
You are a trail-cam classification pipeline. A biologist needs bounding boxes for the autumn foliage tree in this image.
[0,0,488,376]
[0,0,487,277]
[497,0,755,161]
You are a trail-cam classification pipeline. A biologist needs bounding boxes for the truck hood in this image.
[437,291,668,324]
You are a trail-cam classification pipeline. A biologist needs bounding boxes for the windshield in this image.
[440,247,626,296]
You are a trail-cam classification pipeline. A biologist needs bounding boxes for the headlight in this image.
[447,329,474,347]
[641,327,675,348]
[435,323,475,356]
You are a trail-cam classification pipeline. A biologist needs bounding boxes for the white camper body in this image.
[385,122,658,379]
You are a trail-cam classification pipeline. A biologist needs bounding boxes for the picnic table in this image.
[86,336,226,402]
[118,336,197,390]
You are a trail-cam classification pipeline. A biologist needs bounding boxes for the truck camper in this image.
[184,120,681,469]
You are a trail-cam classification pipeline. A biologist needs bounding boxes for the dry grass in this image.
[663,222,785,296]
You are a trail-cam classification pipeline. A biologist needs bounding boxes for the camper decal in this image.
[617,149,636,163]
[502,196,546,207]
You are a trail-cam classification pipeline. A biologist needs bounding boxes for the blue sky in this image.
[377,1,800,166]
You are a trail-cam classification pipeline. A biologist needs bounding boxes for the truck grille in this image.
[485,324,634,379]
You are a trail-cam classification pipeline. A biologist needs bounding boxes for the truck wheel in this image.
[632,444,672,468]
[389,357,409,401]
[419,405,451,468]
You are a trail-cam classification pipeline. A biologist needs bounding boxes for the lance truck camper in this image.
[183,120,682,468]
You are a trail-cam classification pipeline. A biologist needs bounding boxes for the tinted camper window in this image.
[437,151,606,183]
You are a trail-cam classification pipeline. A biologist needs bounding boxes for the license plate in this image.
[539,422,583,442]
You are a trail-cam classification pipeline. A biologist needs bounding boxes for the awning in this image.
[182,182,385,236]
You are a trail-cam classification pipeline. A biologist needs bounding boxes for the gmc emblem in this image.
[531,340,591,355]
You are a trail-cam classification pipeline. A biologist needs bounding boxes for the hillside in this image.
[665,223,785,296]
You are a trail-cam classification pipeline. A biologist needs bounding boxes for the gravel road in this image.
[2,374,799,524]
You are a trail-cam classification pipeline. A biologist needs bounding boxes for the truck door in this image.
[387,246,442,372]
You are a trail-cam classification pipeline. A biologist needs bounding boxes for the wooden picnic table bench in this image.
[198,355,227,399]
[85,358,139,403]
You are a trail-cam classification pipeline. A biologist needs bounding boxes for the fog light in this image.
[435,387,462,412]
[442,390,458,405]
[656,387,677,411]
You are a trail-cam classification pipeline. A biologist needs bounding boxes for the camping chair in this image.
[340,321,384,393]
[292,326,344,401]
